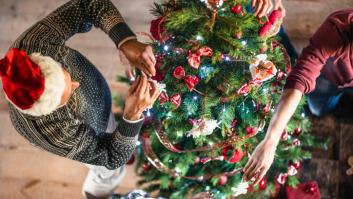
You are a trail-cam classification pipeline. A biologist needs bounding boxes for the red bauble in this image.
[150,17,165,41]
[259,178,267,190]
[246,126,258,135]
[292,161,301,170]
[293,127,302,137]
[269,9,283,24]
[222,147,244,163]
[170,93,182,108]
[259,22,272,37]
[218,175,228,185]
[126,154,135,165]
[184,75,200,91]
[142,163,151,172]
[231,4,243,15]
[173,66,186,79]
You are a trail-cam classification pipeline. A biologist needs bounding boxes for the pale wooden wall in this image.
[0,0,352,198]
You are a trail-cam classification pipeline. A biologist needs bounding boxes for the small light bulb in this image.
[163,45,169,51]
[241,40,247,46]
[146,110,151,117]
[301,113,306,118]
[136,141,141,146]
[225,56,231,61]
[196,35,204,41]
[193,96,198,100]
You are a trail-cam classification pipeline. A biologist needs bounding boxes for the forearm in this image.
[264,89,303,145]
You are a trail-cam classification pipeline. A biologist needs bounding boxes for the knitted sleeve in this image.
[13,0,135,49]
[66,118,143,169]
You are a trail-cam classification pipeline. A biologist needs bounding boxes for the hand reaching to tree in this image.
[120,39,156,77]
[123,75,159,121]
[252,0,286,18]
[243,140,276,185]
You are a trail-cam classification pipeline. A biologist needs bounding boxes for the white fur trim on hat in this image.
[13,53,66,116]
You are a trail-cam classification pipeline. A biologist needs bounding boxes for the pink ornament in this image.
[188,52,201,69]
[170,93,182,108]
[199,46,213,57]
[159,91,169,104]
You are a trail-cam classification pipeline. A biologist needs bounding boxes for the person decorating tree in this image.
[0,0,159,198]
[244,9,353,184]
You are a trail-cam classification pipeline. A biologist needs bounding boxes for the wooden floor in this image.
[1,0,353,198]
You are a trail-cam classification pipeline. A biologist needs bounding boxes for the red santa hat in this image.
[0,48,66,116]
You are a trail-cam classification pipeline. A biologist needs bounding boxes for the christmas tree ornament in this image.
[159,91,169,104]
[222,146,244,163]
[142,163,151,172]
[170,93,182,108]
[292,138,301,146]
[172,66,186,79]
[287,165,298,176]
[231,4,243,15]
[150,16,167,41]
[249,54,278,82]
[259,178,267,190]
[218,175,228,185]
[188,51,202,69]
[259,9,283,38]
[187,46,213,69]
[205,0,224,10]
[199,66,215,79]
[187,118,219,137]
[237,79,262,95]
[232,181,249,197]
[245,126,258,135]
[184,75,200,91]
[199,46,213,57]
[277,173,288,185]
[292,161,301,170]
[293,127,302,137]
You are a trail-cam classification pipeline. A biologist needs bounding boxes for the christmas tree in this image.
[117,0,327,198]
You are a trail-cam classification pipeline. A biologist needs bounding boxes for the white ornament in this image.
[232,181,249,197]
[277,173,288,185]
[187,118,220,138]
[287,165,298,176]
[156,82,166,94]
[205,0,224,9]
[249,54,278,82]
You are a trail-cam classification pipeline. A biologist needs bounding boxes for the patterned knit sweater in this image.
[7,0,143,170]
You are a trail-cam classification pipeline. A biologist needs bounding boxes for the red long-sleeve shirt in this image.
[284,9,353,93]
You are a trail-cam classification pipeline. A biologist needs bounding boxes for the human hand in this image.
[123,75,159,121]
[243,139,277,185]
[252,0,286,18]
[120,39,156,77]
